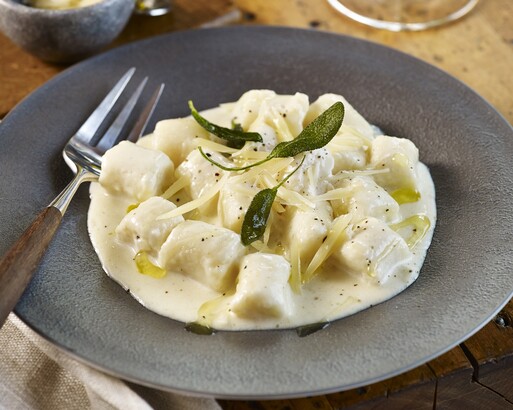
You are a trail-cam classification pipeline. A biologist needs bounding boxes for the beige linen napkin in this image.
[0,314,221,410]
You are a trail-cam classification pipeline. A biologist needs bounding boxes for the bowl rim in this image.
[0,0,123,14]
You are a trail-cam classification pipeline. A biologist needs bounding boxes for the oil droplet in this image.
[126,203,139,213]
[390,214,430,248]
[391,188,420,204]
[135,251,166,278]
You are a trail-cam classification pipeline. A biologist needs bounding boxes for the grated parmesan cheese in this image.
[158,173,229,219]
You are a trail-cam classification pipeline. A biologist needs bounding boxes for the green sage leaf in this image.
[270,101,344,158]
[241,156,306,246]
[189,101,263,148]
[241,188,277,246]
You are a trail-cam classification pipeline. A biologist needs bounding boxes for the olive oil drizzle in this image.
[134,251,167,279]
[390,214,431,249]
[126,203,139,213]
[391,188,421,205]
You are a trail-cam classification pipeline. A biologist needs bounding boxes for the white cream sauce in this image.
[87,92,436,332]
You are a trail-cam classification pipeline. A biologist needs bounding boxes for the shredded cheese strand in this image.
[231,147,270,161]
[331,168,390,184]
[271,107,294,142]
[249,240,275,254]
[277,188,315,210]
[232,157,294,184]
[338,124,373,145]
[303,213,352,283]
[157,173,230,219]
[259,172,278,188]
[289,240,302,294]
[314,187,350,202]
[259,173,315,211]
[160,175,190,200]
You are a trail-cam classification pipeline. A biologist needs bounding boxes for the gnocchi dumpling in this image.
[231,253,293,319]
[115,196,184,254]
[327,131,369,172]
[176,149,230,200]
[218,182,254,233]
[243,118,279,153]
[278,148,334,196]
[99,141,174,201]
[260,92,310,138]
[159,221,246,292]
[333,217,412,284]
[151,117,210,165]
[284,202,333,266]
[331,176,399,222]
[230,89,277,131]
[370,135,419,193]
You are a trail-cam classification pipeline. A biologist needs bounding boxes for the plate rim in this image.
[2,25,513,398]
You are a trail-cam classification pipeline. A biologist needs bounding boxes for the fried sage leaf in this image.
[189,101,262,148]
[270,101,344,157]
[241,156,306,246]
[241,188,277,246]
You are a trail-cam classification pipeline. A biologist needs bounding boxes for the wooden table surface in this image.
[1,0,512,408]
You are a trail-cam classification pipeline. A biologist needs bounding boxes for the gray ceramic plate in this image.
[1,27,512,399]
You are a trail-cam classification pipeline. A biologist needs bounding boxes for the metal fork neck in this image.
[49,167,97,215]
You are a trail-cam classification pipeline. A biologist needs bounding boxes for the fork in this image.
[0,68,164,328]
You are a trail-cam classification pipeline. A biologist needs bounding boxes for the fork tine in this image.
[127,83,165,143]
[74,67,136,144]
[95,77,148,152]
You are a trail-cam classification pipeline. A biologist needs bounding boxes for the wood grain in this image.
[462,298,513,404]
[1,0,512,408]
[0,206,62,327]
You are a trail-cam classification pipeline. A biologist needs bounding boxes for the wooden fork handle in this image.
[0,206,62,328]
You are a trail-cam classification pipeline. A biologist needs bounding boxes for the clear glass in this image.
[326,0,479,31]
[134,0,172,16]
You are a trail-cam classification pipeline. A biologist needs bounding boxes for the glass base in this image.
[326,0,479,31]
